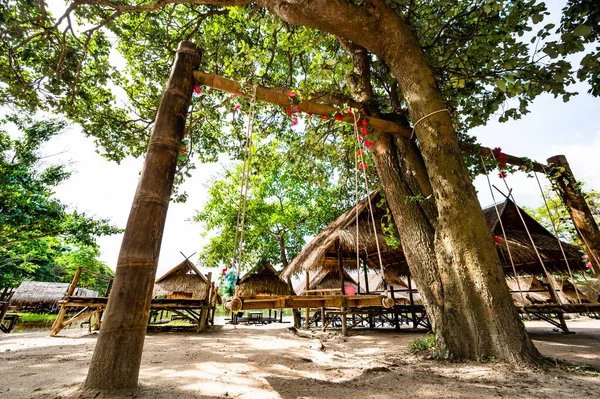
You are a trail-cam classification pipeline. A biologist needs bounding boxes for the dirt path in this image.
[0,320,599,398]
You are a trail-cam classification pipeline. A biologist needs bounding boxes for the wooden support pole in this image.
[305,270,310,329]
[390,286,400,330]
[321,307,326,331]
[362,257,370,294]
[547,155,600,276]
[341,307,348,336]
[50,266,82,337]
[84,41,201,390]
[193,71,547,173]
[337,241,345,294]
[198,272,212,332]
[407,275,417,329]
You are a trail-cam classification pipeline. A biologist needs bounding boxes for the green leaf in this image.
[496,79,507,92]
[572,24,592,38]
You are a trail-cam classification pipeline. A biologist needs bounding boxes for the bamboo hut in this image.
[10,281,97,312]
[154,259,209,299]
[236,261,290,298]
[281,191,408,293]
[484,199,586,275]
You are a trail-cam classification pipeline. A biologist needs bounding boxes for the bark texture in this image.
[84,41,201,390]
[264,0,540,362]
[547,155,600,276]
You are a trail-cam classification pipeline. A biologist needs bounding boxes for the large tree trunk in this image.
[265,0,540,362]
[84,41,201,390]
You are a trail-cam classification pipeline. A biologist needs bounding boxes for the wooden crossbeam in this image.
[193,71,547,173]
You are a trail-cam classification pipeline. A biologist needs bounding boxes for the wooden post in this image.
[198,272,212,332]
[50,266,82,336]
[407,275,417,328]
[341,307,348,336]
[337,241,345,294]
[362,257,370,294]
[305,270,310,329]
[321,307,326,331]
[390,286,400,330]
[84,41,201,390]
[547,155,600,276]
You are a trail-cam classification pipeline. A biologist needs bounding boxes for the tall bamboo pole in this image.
[84,41,201,390]
[547,155,600,276]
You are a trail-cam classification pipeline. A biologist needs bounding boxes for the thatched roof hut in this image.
[236,261,290,297]
[484,199,585,275]
[294,268,358,296]
[281,191,408,288]
[154,259,210,299]
[11,281,97,311]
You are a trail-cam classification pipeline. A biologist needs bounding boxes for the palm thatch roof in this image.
[154,259,210,299]
[11,281,97,307]
[506,276,596,305]
[281,191,408,282]
[294,268,358,295]
[236,261,290,297]
[484,199,585,275]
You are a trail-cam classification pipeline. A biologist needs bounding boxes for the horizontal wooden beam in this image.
[193,71,548,174]
[234,294,399,310]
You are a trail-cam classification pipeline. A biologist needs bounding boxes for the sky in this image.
[38,0,600,277]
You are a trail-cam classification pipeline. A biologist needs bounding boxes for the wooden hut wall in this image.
[154,271,208,299]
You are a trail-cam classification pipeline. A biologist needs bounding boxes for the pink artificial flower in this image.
[288,91,297,97]
[583,254,589,260]
[355,135,363,142]
[232,93,238,98]
[193,85,202,95]
[364,139,373,148]
[498,171,507,179]
[361,127,369,135]
[291,105,299,113]
[358,162,367,170]
[291,117,299,126]
[586,262,593,269]
[233,104,241,111]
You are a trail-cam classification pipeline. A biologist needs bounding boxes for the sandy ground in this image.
[1,320,599,398]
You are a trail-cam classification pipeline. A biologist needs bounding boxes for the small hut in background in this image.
[154,259,209,299]
[11,281,97,313]
[236,261,290,298]
[282,191,408,294]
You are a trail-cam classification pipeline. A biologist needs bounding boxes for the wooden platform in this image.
[235,294,389,310]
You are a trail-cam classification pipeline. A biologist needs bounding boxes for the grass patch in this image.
[16,313,58,323]
[408,334,437,356]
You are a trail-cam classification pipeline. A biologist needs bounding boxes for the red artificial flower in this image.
[308,113,313,117]
[361,127,369,135]
[288,91,297,97]
[487,220,494,227]
[493,147,502,154]
[321,115,328,120]
[586,262,593,269]
[233,104,241,111]
[221,268,227,275]
[291,105,299,114]
[498,171,507,179]
[232,93,238,98]
[493,236,502,244]
[361,119,368,127]
[358,162,367,170]
[193,85,202,95]
[357,149,364,156]
[334,113,343,121]
[364,139,373,148]
[285,108,292,115]
[355,135,364,142]
[291,117,299,126]
[347,109,353,115]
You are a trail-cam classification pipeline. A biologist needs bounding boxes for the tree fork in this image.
[547,155,600,276]
[84,41,201,390]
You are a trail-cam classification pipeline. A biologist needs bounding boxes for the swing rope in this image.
[352,113,385,280]
[231,86,258,282]
[480,156,525,304]
[534,171,583,304]
[489,152,563,306]
[355,133,361,293]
